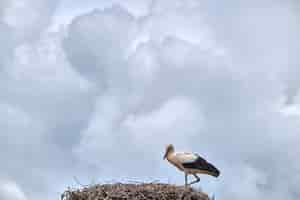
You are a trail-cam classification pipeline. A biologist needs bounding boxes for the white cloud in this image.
[0,180,27,200]
[64,2,300,199]
[2,0,60,41]
[0,0,300,200]
[124,96,204,147]
[0,2,96,198]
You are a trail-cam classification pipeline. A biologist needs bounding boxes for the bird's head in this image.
[163,144,174,160]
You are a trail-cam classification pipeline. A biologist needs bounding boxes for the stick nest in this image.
[62,183,210,200]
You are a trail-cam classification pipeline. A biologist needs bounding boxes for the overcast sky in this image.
[0,0,300,200]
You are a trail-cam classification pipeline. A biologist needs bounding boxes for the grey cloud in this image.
[63,1,300,199]
[63,5,138,86]
[0,22,14,69]
[1,0,300,200]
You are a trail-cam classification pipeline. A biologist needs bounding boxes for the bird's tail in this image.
[206,162,220,177]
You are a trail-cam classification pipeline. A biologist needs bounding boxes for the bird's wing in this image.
[174,152,199,163]
[181,153,221,177]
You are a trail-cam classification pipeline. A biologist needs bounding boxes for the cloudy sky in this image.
[0,0,300,199]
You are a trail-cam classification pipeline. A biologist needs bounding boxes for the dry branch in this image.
[62,182,210,200]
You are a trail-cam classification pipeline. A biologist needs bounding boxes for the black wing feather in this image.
[182,155,220,177]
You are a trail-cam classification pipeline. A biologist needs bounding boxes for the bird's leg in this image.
[185,173,188,187]
[188,174,200,186]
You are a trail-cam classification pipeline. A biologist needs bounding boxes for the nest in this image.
[62,183,210,200]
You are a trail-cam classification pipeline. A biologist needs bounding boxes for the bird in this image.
[163,144,220,187]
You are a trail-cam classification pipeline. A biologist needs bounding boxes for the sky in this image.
[0,0,300,199]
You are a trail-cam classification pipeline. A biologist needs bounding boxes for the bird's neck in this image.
[166,150,175,160]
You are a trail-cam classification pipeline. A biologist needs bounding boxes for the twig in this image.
[73,176,90,188]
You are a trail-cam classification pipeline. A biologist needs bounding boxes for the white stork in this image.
[163,144,220,187]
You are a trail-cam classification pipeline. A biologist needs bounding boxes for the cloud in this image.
[0,180,27,200]
[63,1,300,199]
[0,0,61,75]
[0,0,300,200]
[2,0,60,41]
[63,5,138,86]
[0,22,14,69]
[0,5,96,198]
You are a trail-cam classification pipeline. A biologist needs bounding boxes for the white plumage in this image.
[173,152,199,163]
[163,144,220,187]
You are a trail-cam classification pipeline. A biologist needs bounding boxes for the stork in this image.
[163,144,220,187]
